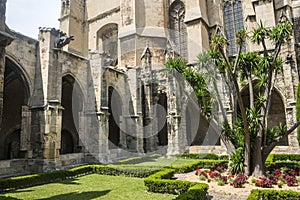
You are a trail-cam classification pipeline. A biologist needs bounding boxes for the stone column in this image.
[20,105,31,158]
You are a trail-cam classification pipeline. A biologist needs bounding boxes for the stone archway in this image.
[185,98,221,146]
[241,87,288,146]
[108,86,122,149]
[0,58,29,160]
[61,75,83,154]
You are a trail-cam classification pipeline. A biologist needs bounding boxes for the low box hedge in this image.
[144,168,208,199]
[175,184,208,200]
[247,189,300,200]
[178,153,228,160]
[0,164,160,192]
[172,160,228,173]
[266,154,300,162]
[265,161,300,169]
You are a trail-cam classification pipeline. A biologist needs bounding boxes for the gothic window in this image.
[97,24,118,66]
[223,0,245,56]
[169,0,187,60]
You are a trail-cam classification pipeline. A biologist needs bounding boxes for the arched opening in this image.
[4,130,21,159]
[169,0,187,60]
[0,58,29,160]
[61,75,83,154]
[223,0,245,56]
[157,93,168,146]
[108,86,122,149]
[97,23,118,66]
[185,98,221,146]
[241,87,288,146]
[60,130,74,154]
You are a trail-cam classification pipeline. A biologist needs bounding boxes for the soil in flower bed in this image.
[174,171,300,200]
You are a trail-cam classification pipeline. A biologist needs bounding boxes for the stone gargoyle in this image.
[54,34,74,48]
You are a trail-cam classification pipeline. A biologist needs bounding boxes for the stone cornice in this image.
[88,7,120,24]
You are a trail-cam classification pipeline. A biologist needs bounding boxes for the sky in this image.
[6,0,60,39]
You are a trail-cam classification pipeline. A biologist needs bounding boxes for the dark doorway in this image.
[61,75,83,154]
[157,93,168,146]
[108,86,122,149]
[60,130,74,154]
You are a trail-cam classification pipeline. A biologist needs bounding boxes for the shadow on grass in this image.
[39,190,111,200]
[58,178,81,185]
[113,155,161,165]
[0,190,34,194]
[0,196,20,200]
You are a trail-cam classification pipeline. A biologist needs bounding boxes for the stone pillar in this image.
[20,105,31,158]
[167,77,186,156]
[97,108,109,163]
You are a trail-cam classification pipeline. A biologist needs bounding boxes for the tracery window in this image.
[223,0,245,56]
[169,0,187,60]
[97,24,118,66]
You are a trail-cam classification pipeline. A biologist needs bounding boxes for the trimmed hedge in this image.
[172,160,228,173]
[175,184,208,200]
[267,154,300,162]
[247,189,300,200]
[144,169,208,198]
[265,161,300,169]
[0,165,160,192]
[178,153,228,160]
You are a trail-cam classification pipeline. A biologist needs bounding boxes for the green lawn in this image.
[0,174,176,200]
[113,155,197,167]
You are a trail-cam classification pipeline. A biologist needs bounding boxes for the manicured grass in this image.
[0,174,176,200]
[113,155,198,168]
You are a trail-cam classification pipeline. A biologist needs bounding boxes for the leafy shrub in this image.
[218,181,225,186]
[247,189,300,200]
[229,147,244,175]
[255,177,273,188]
[232,173,247,188]
[284,175,298,186]
[199,175,206,181]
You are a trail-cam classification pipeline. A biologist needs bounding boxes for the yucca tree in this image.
[210,19,297,177]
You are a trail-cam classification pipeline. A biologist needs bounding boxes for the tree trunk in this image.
[252,136,265,177]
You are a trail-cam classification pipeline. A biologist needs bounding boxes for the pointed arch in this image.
[0,57,30,160]
[61,74,84,154]
[169,0,187,60]
[97,23,118,66]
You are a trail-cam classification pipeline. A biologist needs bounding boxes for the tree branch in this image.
[263,120,300,157]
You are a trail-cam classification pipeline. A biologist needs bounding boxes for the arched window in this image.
[223,0,245,56]
[97,24,118,66]
[169,0,187,60]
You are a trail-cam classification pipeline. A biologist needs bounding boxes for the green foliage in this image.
[144,169,208,199]
[269,154,300,162]
[178,153,227,160]
[172,160,228,174]
[0,165,160,192]
[296,82,300,145]
[247,189,300,200]
[229,147,245,175]
[175,184,208,200]
[265,161,300,169]
[165,58,212,114]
